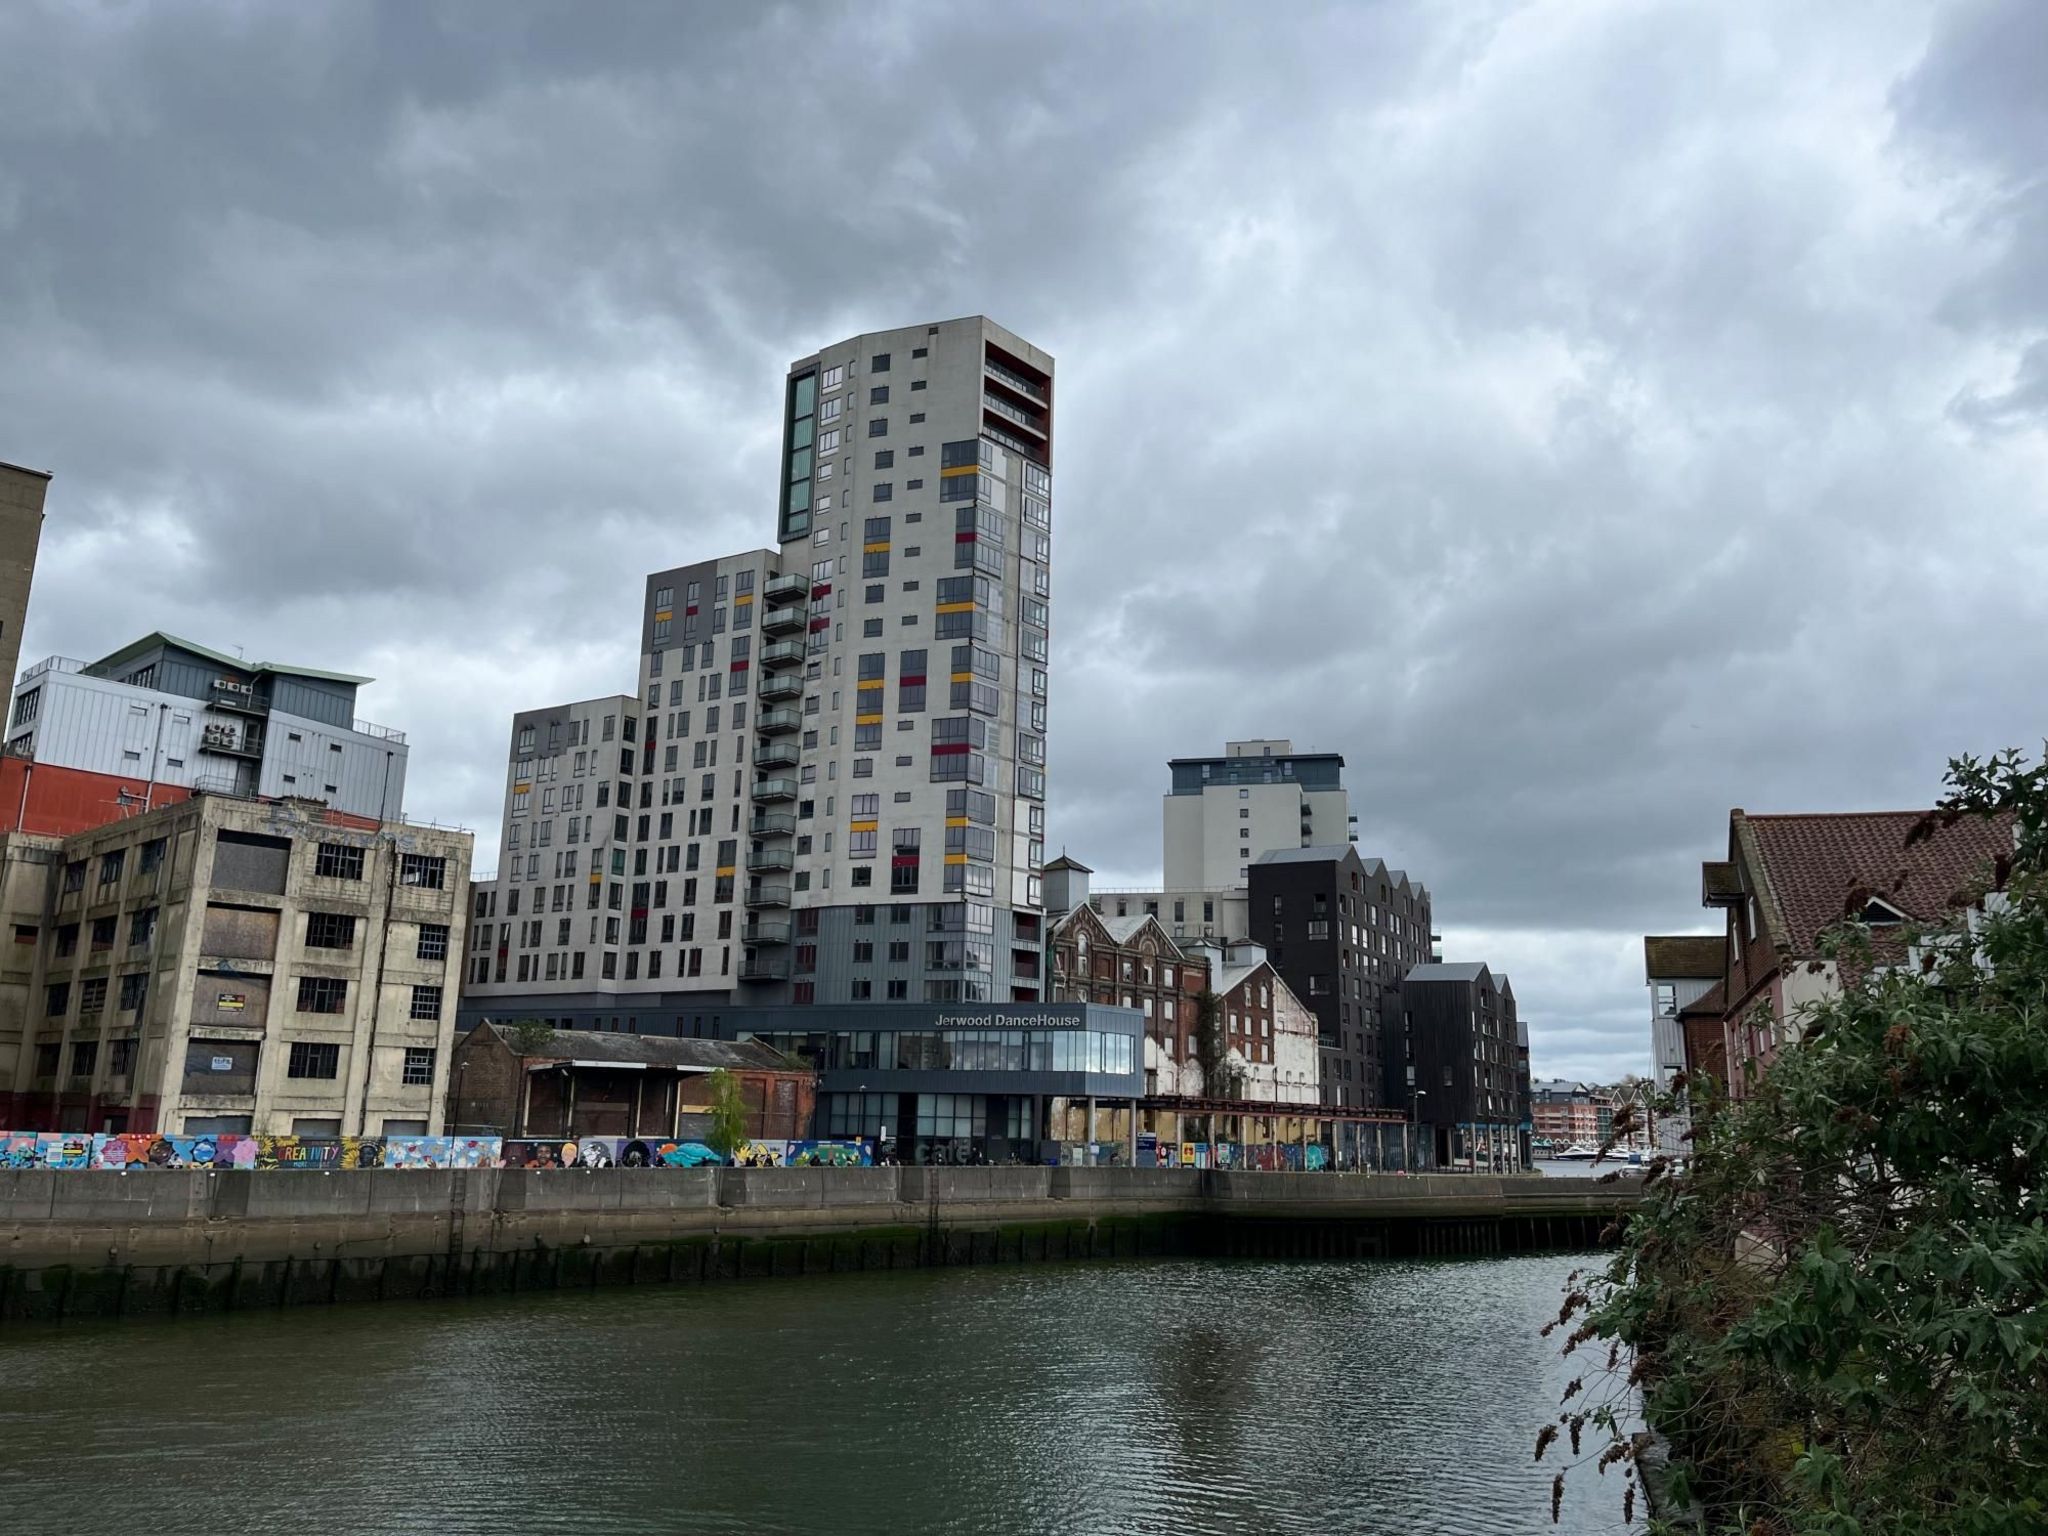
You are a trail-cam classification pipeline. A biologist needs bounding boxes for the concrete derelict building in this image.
[0,638,466,1136]
[0,795,469,1136]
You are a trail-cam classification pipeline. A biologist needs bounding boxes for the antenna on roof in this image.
[233,643,245,660]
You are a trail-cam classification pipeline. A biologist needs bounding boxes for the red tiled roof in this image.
[1738,809,2012,956]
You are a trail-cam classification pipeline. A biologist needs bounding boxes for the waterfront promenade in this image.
[0,1165,1638,1324]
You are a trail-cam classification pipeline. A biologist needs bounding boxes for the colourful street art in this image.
[624,1138,722,1167]
[92,1133,258,1169]
[254,1136,383,1170]
[382,1136,501,1169]
[0,1132,874,1171]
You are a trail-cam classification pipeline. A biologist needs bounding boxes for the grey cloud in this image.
[2,0,2042,1084]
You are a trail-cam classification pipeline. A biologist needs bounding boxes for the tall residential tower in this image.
[465,316,1056,1019]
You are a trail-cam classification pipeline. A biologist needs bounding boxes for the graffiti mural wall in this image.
[0,1133,879,1171]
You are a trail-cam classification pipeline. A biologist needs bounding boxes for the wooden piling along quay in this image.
[0,1165,1638,1325]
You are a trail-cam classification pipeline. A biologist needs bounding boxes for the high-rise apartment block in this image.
[1164,740,1354,892]
[1111,739,1359,943]
[464,316,1056,1021]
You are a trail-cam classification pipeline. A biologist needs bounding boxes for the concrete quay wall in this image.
[0,1167,1638,1324]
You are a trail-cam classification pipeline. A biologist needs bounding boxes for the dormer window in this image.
[1859,897,1907,926]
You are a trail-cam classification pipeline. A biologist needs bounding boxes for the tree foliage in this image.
[505,1017,554,1057]
[1548,749,2048,1534]
[705,1068,750,1162]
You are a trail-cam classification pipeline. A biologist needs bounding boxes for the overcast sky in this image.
[3,1,2042,1083]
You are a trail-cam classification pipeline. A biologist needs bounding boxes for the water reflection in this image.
[0,1254,1625,1535]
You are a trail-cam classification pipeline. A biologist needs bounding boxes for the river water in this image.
[0,1252,1625,1534]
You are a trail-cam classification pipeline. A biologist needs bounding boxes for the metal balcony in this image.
[983,357,1048,402]
[760,602,805,635]
[756,706,801,735]
[745,883,792,909]
[750,776,798,803]
[752,740,799,770]
[741,921,791,947]
[760,640,806,670]
[758,672,802,702]
[983,391,1047,436]
[746,847,794,873]
[738,956,790,982]
[749,811,796,837]
[764,572,808,604]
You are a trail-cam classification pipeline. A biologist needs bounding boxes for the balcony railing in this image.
[758,672,802,702]
[980,421,1046,466]
[750,777,798,803]
[983,391,1047,435]
[764,572,808,603]
[760,603,806,635]
[17,655,85,687]
[353,718,408,744]
[745,883,792,908]
[749,811,796,837]
[983,358,1047,402]
[751,740,799,770]
[741,921,792,947]
[755,707,801,735]
[738,956,790,982]
[745,848,794,873]
[760,640,806,670]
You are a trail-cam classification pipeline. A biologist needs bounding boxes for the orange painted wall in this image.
[0,758,193,837]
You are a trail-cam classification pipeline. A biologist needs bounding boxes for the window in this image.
[870,352,890,373]
[306,912,357,949]
[870,386,889,405]
[98,849,125,885]
[409,985,443,1021]
[400,853,447,889]
[316,843,364,880]
[288,1042,341,1080]
[119,972,148,1011]
[297,976,349,1014]
[402,1047,435,1086]
[868,417,887,438]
